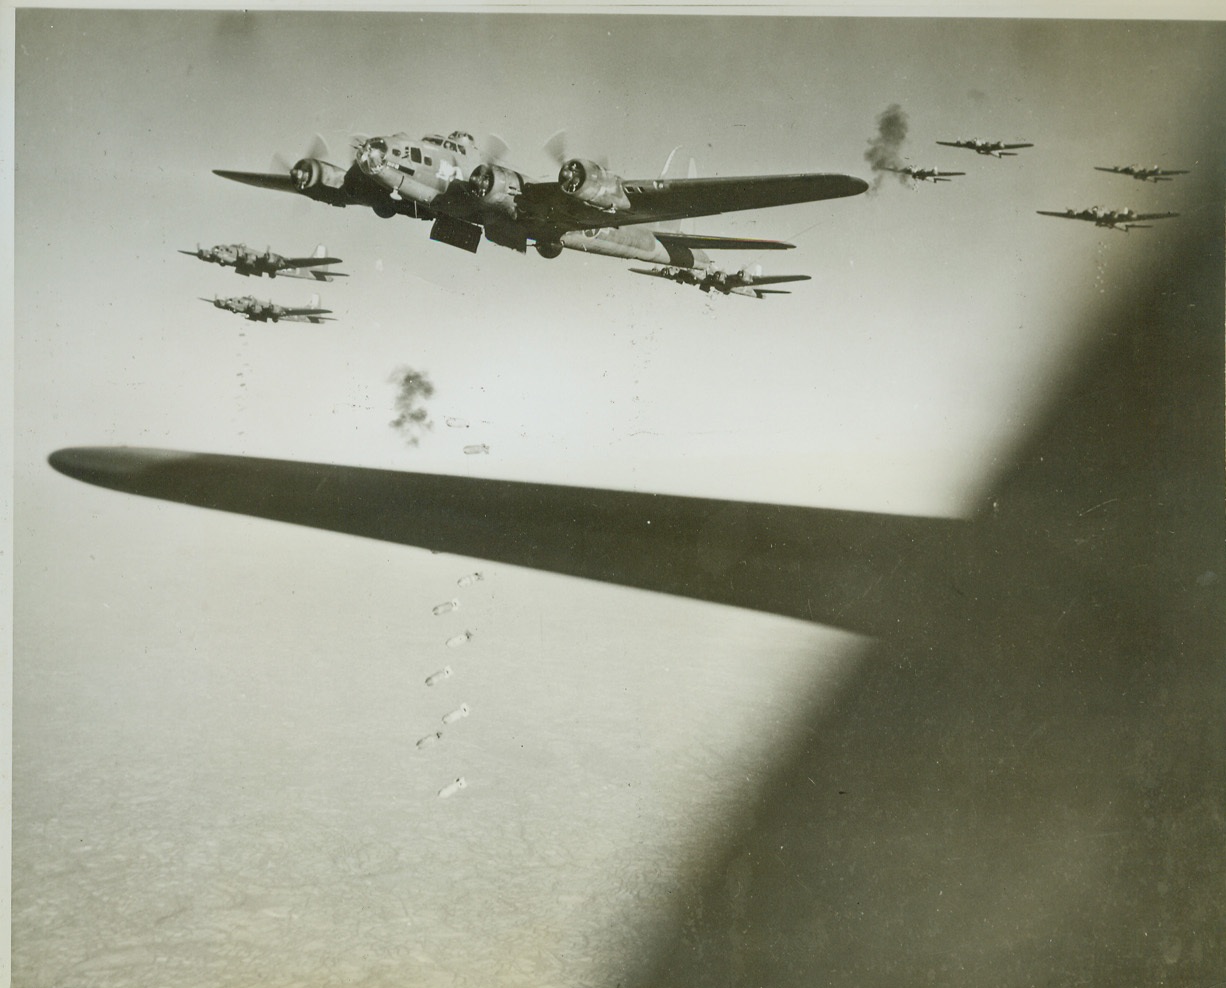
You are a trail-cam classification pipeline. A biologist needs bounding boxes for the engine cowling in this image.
[558,158,631,211]
[290,158,347,192]
[468,163,523,219]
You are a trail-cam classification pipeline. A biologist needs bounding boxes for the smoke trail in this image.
[389,365,435,446]
[864,104,910,191]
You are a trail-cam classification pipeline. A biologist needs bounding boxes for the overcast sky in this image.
[10,7,1225,988]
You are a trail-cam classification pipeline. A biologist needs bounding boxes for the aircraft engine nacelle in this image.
[558,159,631,211]
[468,164,523,219]
[291,158,347,192]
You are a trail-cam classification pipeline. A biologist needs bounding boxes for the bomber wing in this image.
[213,167,386,209]
[1130,211,1180,221]
[47,446,967,636]
[652,232,796,251]
[214,170,305,195]
[746,274,811,287]
[1037,210,1091,221]
[279,255,344,269]
[515,172,868,233]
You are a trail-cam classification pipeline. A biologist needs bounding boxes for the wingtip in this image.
[49,446,195,488]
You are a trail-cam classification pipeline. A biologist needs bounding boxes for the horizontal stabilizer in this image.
[48,447,970,638]
[654,232,795,251]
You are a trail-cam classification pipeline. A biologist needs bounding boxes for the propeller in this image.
[271,133,335,177]
[482,132,510,165]
[543,129,610,171]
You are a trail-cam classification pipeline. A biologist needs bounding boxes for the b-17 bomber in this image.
[884,165,966,183]
[628,263,810,299]
[936,138,1034,158]
[201,293,334,323]
[1094,164,1190,183]
[1036,206,1179,232]
[215,129,867,270]
[180,243,347,280]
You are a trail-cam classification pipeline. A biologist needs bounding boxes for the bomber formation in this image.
[186,242,346,323]
[190,122,1189,316]
[873,127,1184,235]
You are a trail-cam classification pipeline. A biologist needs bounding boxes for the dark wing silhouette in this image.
[48,447,967,640]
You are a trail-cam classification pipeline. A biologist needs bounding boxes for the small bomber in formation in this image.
[629,262,810,299]
[884,165,966,183]
[936,138,1034,158]
[1036,206,1180,232]
[181,243,347,280]
[215,129,868,288]
[201,293,334,323]
[1094,164,1189,183]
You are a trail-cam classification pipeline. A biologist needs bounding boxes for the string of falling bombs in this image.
[446,415,492,457]
[418,571,486,798]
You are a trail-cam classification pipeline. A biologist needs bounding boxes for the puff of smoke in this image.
[864,104,910,192]
[389,365,436,446]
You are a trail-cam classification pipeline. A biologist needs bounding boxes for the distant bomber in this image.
[180,243,347,280]
[1094,164,1189,183]
[201,294,334,323]
[936,139,1034,158]
[1036,206,1179,232]
[629,263,810,299]
[884,165,966,184]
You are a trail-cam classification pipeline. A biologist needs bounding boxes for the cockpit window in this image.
[444,141,457,151]
[423,136,443,146]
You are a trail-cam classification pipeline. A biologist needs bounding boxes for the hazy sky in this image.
[10,8,1224,988]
